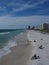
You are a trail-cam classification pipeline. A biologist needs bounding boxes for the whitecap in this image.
[0,32,10,35]
[0,39,17,58]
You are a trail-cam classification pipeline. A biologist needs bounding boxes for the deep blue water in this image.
[0,29,25,48]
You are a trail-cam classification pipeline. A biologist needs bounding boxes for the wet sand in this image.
[0,44,33,65]
[0,31,33,65]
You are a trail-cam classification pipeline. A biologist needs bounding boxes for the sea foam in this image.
[0,39,17,58]
[0,32,10,35]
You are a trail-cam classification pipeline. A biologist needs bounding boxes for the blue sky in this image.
[0,0,49,29]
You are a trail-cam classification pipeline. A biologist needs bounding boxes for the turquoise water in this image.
[0,29,25,48]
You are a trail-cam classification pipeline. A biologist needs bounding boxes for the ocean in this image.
[0,29,25,58]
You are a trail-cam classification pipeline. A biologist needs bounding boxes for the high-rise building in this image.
[43,23,48,30]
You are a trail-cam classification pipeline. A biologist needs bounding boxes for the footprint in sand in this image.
[33,40,36,42]
[31,54,40,60]
[39,45,44,49]
[41,38,43,40]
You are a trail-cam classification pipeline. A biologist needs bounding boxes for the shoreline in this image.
[0,30,33,65]
[0,30,49,65]
[0,30,27,58]
[0,44,33,65]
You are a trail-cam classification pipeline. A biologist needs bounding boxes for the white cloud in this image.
[12,0,46,12]
[0,0,46,14]
[0,15,49,26]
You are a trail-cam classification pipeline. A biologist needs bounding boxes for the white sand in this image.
[0,30,49,65]
[27,30,49,65]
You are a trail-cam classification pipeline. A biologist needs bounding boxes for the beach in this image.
[27,30,49,65]
[0,30,49,65]
[0,30,33,65]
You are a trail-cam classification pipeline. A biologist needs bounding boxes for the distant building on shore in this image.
[27,23,49,30]
[35,23,49,30]
[40,23,49,30]
[35,26,40,30]
[27,25,31,30]
[43,23,48,30]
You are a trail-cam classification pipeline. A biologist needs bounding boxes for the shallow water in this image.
[0,29,26,58]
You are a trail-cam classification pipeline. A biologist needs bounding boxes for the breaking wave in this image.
[0,32,10,35]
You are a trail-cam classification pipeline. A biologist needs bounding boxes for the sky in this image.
[0,0,49,29]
